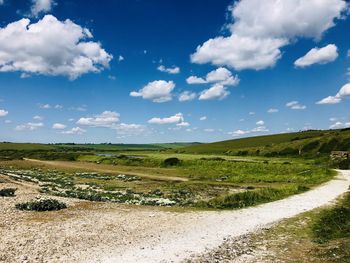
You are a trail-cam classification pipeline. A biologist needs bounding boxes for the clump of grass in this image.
[0,188,16,197]
[15,198,67,211]
[311,192,350,244]
[196,185,309,209]
[163,157,181,166]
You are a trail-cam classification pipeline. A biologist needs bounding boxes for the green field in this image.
[0,128,348,209]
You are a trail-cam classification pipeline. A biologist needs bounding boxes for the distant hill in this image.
[179,129,350,157]
[0,142,201,152]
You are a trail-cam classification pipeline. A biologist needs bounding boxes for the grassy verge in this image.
[195,185,309,209]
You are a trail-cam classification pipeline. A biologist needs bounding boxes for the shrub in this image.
[15,198,67,211]
[163,157,180,166]
[301,141,320,153]
[338,159,350,170]
[0,188,16,197]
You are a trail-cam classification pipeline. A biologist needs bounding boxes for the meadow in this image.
[0,128,348,210]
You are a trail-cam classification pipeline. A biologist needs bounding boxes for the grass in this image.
[311,191,350,244]
[180,128,350,157]
[195,185,309,209]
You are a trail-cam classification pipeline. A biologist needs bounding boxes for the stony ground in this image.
[1,170,349,263]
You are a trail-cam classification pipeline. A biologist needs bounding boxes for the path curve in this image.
[102,170,350,263]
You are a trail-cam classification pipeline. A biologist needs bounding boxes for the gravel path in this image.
[103,170,350,263]
[1,170,349,263]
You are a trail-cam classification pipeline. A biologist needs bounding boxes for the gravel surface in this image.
[1,170,349,263]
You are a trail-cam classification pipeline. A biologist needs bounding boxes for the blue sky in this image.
[0,0,349,143]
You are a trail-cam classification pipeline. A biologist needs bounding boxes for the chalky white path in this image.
[101,170,350,263]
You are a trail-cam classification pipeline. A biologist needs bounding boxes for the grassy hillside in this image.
[180,129,350,157]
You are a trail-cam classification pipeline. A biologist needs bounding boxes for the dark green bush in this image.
[301,141,320,153]
[163,157,180,166]
[15,198,67,211]
[0,188,16,197]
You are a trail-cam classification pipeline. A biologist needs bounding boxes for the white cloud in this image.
[77,111,120,127]
[0,0,4,5]
[199,84,230,100]
[251,126,269,132]
[54,104,63,109]
[118,55,124,62]
[15,122,44,131]
[249,112,255,115]
[200,116,207,121]
[112,123,146,135]
[191,0,347,70]
[52,123,66,130]
[204,128,215,132]
[31,0,55,16]
[317,83,350,105]
[130,80,175,103]
[294,44,338,67]
[267,108,279,113]
[229,129,250,136]
[0,109,8,117]
[61,127,86,135]
[4,120,12,124]
[33,115,43,120]
[186,76,206,84]
[286,101,306,110]
[178,91,197,102]
[39,104,51,109]
[148,113,184,125]
[187,67,239,86]
[256,120,265,126]
[176,121,190,127]
[157,65,180,74]
[329,121,350,129]
[0,15,112,80]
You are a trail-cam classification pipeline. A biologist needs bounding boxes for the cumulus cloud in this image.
[76,111,120,127]
[294,44,338,67]
[157,65,180,74]
[0,109,8,117]
[317,83,350,105]
[15,122,44,131]
[256,120,265,126]
[267,108,279,113]
[148,113,185,125]
[130,80,175,103]
[200,116,207,121]
[191,0,347,70]
[31,0,55,16]
[199,84,230,100]
[329,121,350,129]
[0,15,112,80]
[286,101,306,110]
[52,123,66,130]
[61,127,86,135]
[178,91,197,102]
[187,67,239,86]
[33,115,43,120]
[112,123,146,135]
[186,76,206,84]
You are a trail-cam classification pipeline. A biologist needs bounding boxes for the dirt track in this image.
[1,170,349,263]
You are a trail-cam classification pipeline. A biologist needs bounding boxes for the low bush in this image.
[0,188,16,197]
[163,157,180,166]
[15,198,67,211]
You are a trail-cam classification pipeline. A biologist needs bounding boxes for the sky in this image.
[0,0,349,144]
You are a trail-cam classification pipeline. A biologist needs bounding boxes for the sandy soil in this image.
[1,170,349,263]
